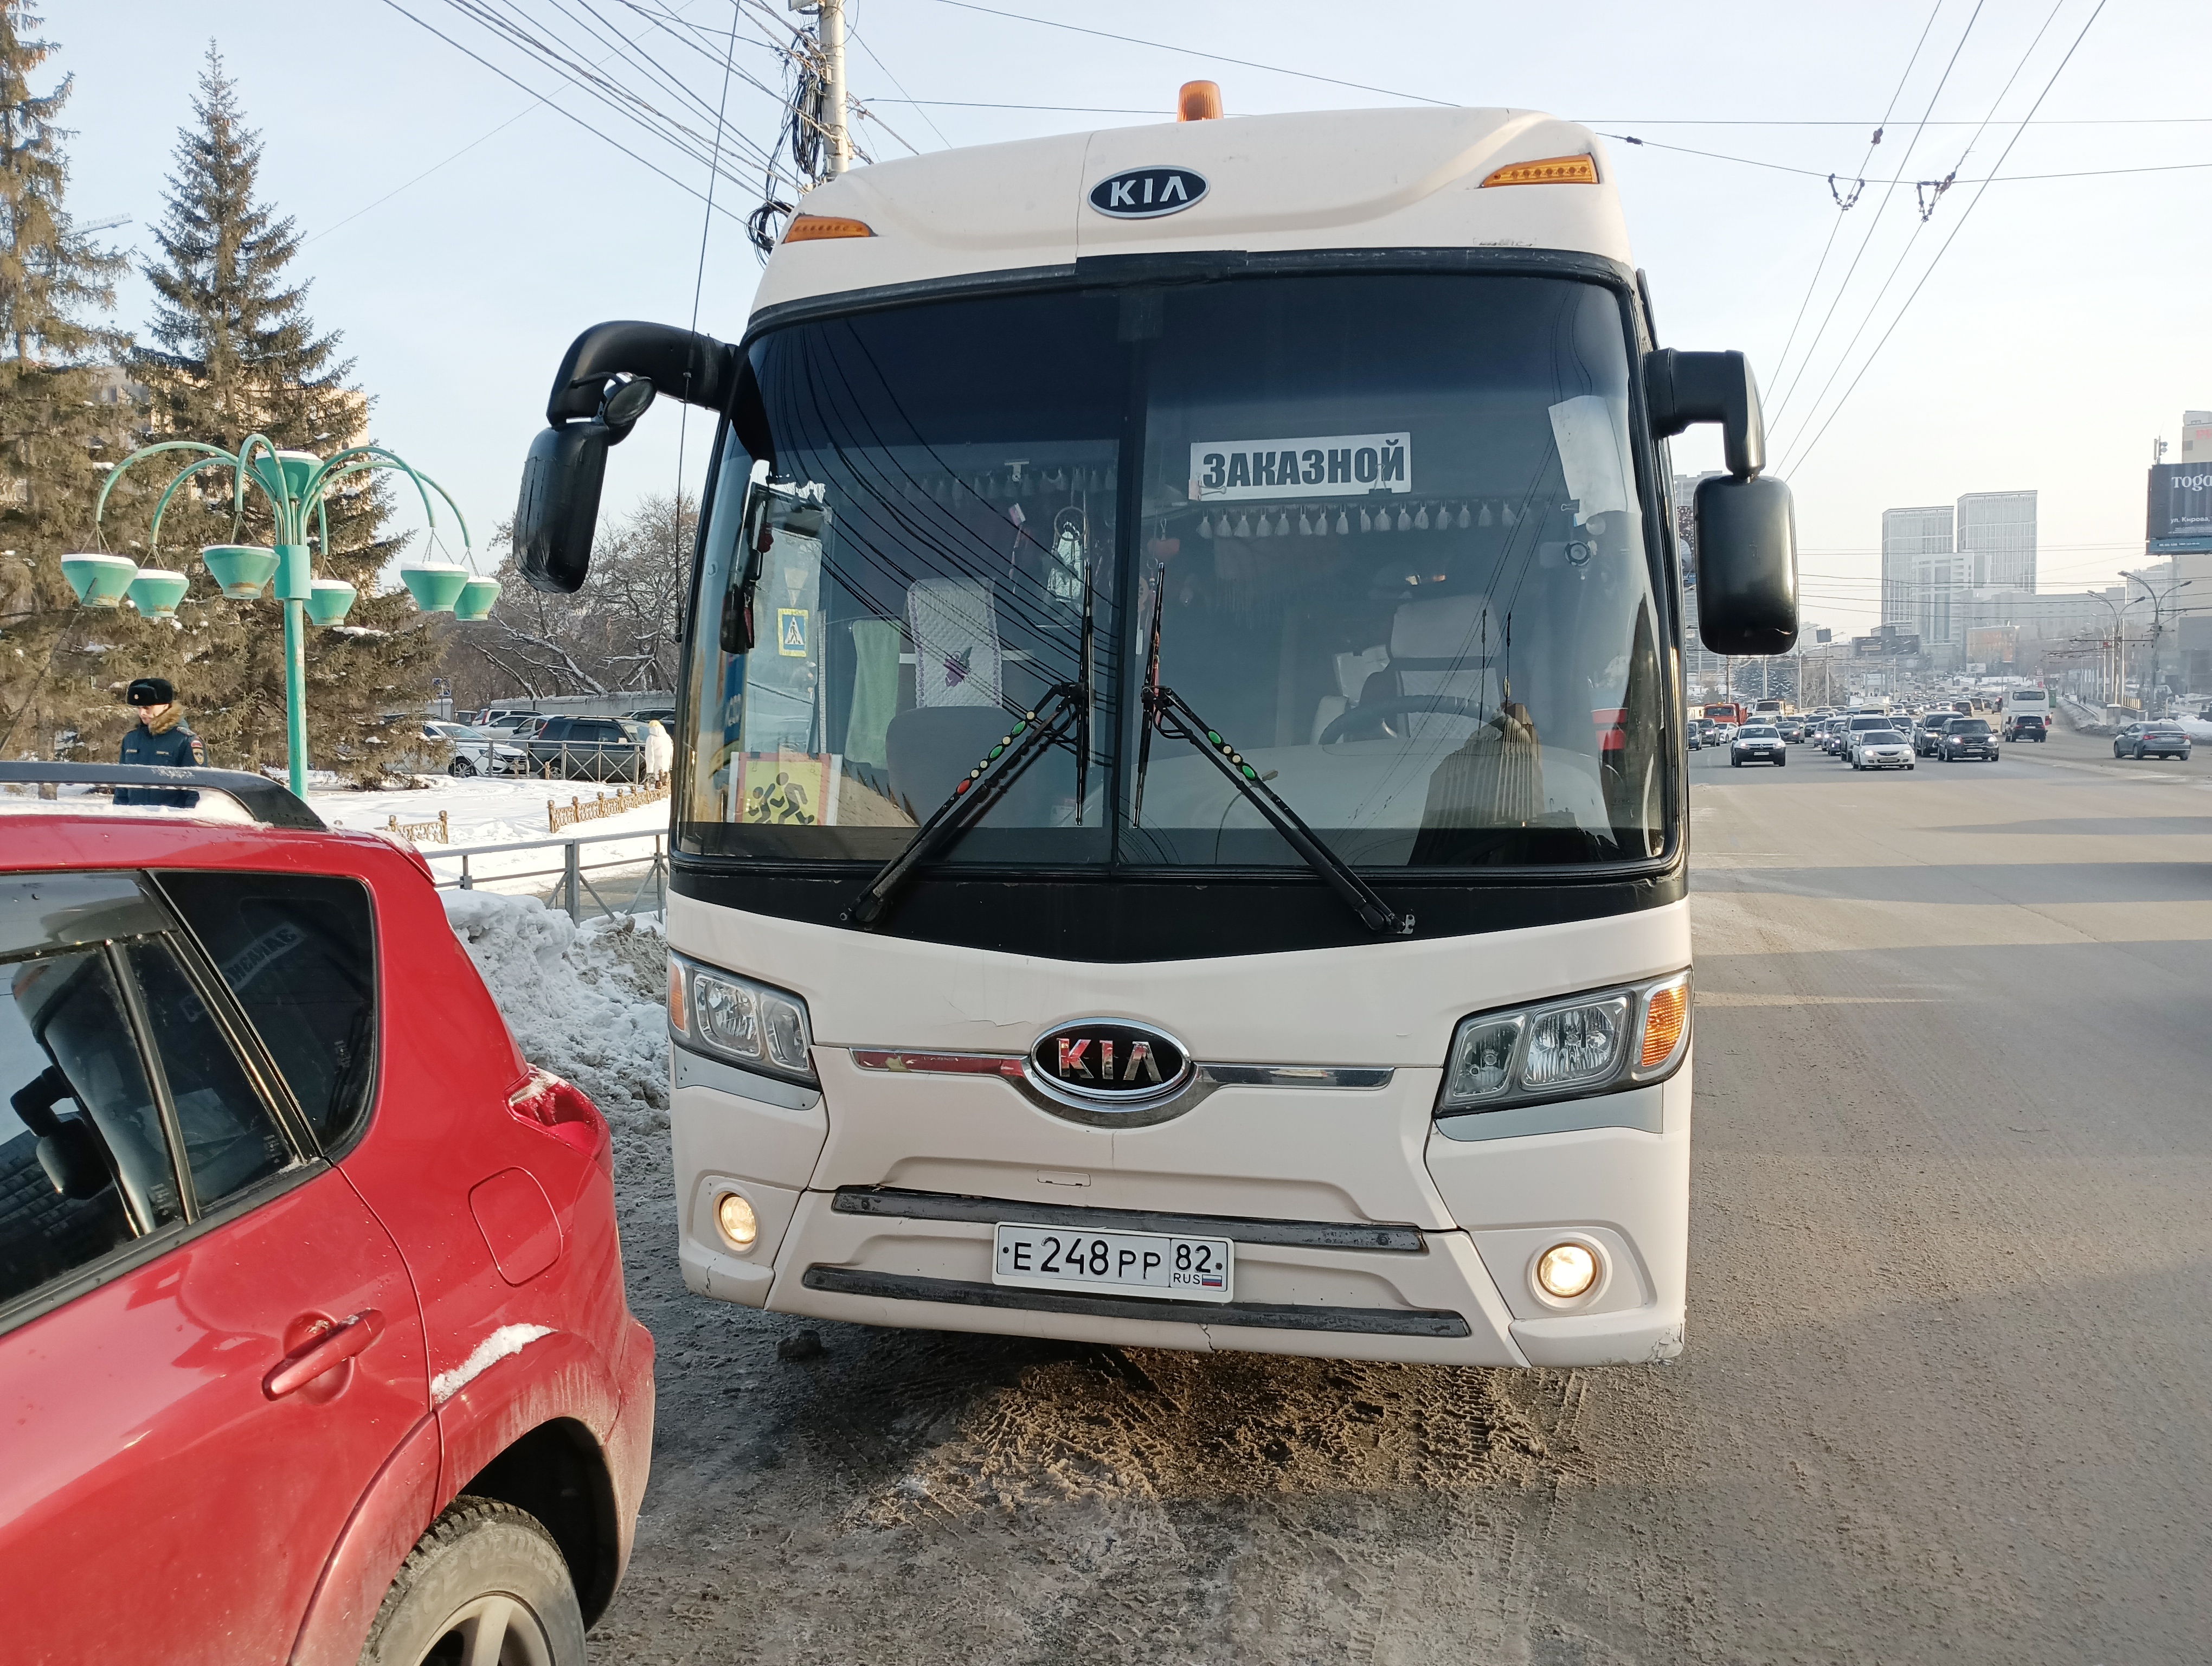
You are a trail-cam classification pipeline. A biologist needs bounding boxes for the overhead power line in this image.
[922,0,1454,107]
[1782,0,2112,476]
[1772,0,2079,463]
[376,0,764,219]
[1766,0,1989,430]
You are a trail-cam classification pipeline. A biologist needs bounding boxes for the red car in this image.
[0,762,652,1665]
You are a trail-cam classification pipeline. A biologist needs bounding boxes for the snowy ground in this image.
[313,773,668,849]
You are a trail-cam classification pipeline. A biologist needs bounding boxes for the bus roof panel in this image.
[751,108,1630,319]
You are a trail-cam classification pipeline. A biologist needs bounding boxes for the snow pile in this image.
[441,888,670,1135]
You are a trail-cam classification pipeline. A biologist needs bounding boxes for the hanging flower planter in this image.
[202,544,279,599]
[91,433,480,801]
[128,568,191,620]
[60,552,138,608]
[306,577,358,626]
[398,561,470,613]
[452,575,501,621]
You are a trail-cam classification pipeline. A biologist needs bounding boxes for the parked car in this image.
[2113,721,2192,761]
[1731,723,1787,767]
[528,716,648,781]
[2001,712,2048,742]
[424,720,530,778]
[0,760,653,1666]
[1849,727,1915,770]
[474,707,544,739]
[1939,718,2001,762]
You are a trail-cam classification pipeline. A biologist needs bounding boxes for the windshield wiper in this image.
[846,682,1084,929]
[1137,683,1414,938]
[1127,549,1410,937]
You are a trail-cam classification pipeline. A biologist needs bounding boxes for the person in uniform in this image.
[115,677,205,807]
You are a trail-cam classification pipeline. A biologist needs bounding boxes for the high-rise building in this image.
[2181,411,2212,463]
[1958,490,2037,593]
[1882,505,1954,639]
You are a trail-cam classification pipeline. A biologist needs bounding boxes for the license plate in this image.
[992,1222,1234,1303]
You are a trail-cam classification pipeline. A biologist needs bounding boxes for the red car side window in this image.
[157,873,378,1154]
[0,948,181,1313]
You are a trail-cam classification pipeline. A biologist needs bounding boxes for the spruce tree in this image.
[136,44,435,782]
[0,2,138,765]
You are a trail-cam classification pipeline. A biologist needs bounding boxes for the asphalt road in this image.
[596,716,2211,1664]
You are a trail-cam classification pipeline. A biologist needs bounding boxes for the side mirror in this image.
[518,321,738,593]
[1645,349,1764,476]
[1694,474,1798,655]
[515,422,610,594]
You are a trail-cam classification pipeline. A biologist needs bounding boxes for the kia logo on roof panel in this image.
[1088,166,1208,220]
[1027,1019,1194,1110]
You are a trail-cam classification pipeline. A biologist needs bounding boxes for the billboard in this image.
[1853,631,1921,658]
[2147,463,2212,542]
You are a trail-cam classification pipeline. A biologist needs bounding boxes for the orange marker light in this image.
[1480,154,1600,188]
[1640,981,1688,1069]
[784,215,874,243]
[1178,80,1224,121]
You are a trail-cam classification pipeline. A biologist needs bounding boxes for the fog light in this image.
[715,1191,758,1251]
[1535,1241,1598,1299]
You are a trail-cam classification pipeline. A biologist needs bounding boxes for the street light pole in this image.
[2128,574,2191,713]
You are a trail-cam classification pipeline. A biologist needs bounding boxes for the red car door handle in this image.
[264,1310,385,1400]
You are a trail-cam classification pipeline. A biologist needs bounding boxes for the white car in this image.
[1849,727,1915,771]
[423,721,530,777]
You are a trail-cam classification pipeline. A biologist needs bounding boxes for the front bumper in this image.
[670,1043,1692,1368]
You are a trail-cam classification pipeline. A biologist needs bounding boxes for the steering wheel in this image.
[1318,694,1488,745]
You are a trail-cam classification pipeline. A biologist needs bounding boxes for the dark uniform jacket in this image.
[117,720,207,806]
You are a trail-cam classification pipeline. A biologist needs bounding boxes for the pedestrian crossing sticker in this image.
[777,608,808,657]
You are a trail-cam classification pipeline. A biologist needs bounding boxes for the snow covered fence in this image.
[420,828,670,921]
[442,888,670,1136]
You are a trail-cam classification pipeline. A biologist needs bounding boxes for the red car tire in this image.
[358,1497,586,1666]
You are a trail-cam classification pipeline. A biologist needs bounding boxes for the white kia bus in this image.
[513,100,1797,1365]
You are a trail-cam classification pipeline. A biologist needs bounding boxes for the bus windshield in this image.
[680,273,1670,872]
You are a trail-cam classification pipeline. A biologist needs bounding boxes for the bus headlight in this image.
[1437,972,1689,1115]
[668,951,818,1086]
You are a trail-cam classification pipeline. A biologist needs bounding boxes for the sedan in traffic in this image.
[2113,721,2192,760]
[1850,728,1915,770]
[1731,723,1787,767]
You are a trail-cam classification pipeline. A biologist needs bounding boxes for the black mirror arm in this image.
[545,320,740,426]
[1645,348,1766,478]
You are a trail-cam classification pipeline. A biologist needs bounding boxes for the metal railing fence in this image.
[421,828,669,922]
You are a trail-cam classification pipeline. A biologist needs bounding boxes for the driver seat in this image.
[1352,593,1499,741]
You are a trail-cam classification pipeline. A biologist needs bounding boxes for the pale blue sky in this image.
[54,0,2209,633]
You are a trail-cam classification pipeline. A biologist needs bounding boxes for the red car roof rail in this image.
[0,762,325,830]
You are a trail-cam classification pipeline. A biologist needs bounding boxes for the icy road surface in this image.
[453,719,2211,1663]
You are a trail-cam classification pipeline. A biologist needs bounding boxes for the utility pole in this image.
[789,0,851,177]
[820,0,851,176]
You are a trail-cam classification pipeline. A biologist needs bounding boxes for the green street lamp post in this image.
[63,432,497,799]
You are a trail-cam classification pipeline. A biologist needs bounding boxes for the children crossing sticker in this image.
[1191,432,1411,501]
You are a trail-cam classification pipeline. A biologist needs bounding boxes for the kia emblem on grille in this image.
[1027,1020,1194,1111]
